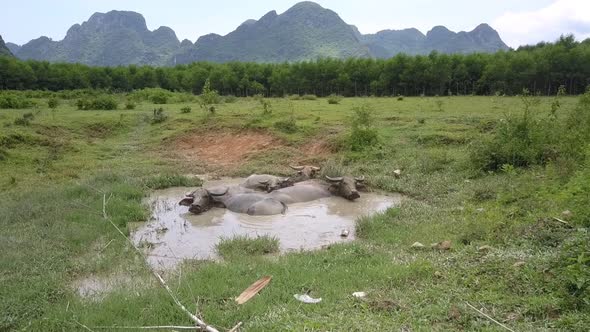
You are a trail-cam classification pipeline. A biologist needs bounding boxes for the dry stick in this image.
[228,322,243,332]
[465,302,516,332]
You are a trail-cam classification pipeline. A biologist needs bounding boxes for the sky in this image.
[2,0,590,48]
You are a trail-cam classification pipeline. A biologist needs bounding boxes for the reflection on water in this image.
[132,178,402,269]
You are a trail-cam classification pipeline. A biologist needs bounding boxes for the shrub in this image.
[47,98,59,109]
[327,94,343,104]
[347,104,379,151]
[151,107,167,124]
[471,89,590,172]
[14,112,34,126]
[260,99,272,114]
[289,94,302,100]
[397,95,404,101]
[77,96,118,110]
[435,99,444,112]
[125,101,136,110]
[274,118,298,133]
[199,78,221,106]
[150,91,168,104]
[180,106,192,114]
[302,94,317,100]
[0,93,34,109]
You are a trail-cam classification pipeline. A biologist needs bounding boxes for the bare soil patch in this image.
[173,131,281,167]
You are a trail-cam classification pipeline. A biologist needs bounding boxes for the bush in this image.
[77,96,118,110]
[327,94,343,104]
[0,93,34,109]
[150,91,168,104]
[125,101,136,110]
[14,112,34,126]
[260,99,272,114]
[471,89,590,172]
[347,104,379,151]
[47,98,59,109]
[397,95,404,101]
[151,107,167,124]
[180,106,192,114]
[199,78,221,106]
[274,118,298,133]
[302,94,317,100]
[289,94,302,100]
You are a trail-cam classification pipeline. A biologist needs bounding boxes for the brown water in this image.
[132,178,402,270]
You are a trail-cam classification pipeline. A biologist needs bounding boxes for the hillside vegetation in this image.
[0,35,588,96]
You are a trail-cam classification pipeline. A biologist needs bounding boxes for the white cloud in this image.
[494,0,590,48]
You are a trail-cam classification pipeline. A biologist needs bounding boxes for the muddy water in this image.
[132,178,402,269]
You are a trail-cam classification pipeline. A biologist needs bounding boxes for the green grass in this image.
[0,93,588,331]
[217,235,280,259]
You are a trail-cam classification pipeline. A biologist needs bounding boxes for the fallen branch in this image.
[465,302,515,332]
[552,217,571,227]
[228,322,243,332]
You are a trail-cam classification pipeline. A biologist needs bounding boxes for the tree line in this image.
[0,35,589,96]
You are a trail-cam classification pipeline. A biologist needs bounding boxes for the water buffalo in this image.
[269,175,366,203]
[179,186,287,216]
[241,174,294,192]
[290,165,321,182]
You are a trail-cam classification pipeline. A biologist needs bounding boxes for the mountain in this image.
[13,10,179,66]
[175,2,370,63]
[9,2,510,66]
[0,35,13,57]
[361,24,509,58]
[5,42,20,55]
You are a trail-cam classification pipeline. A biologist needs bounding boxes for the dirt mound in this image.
[174,131,281,167]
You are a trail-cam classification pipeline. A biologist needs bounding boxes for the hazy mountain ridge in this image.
[0,35,13,57]
[8,2,510,66]
[13,10,180,66]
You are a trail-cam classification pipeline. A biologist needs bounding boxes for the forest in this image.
[1,35,589,96]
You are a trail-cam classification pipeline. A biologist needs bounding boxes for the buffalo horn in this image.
[325,175,344,182]
[290,165,305,171]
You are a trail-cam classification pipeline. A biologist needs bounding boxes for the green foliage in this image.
[150,91,169,104]
[302,94,318,100]
[47,98,59,109]
[199,78,220,106]
[0,93,34,109]
[559,233,590,308]
[151,107,167,124]
[471,89,590,172]
[180,106,192,114]
[124,101,136,110]
[260,98,272,115]
[289,94,302,100]
[216,235,279,258]
[13,112,34,126]
[274,102,298,133]
[327,94,343,104]
[77,96,118,110]
[347,104,379,151]
[435,98,444,112]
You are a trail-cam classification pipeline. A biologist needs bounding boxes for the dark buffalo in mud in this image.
[241,174,294,192]
[269,175,366,203]
[180,175,366,216]
[179,186,287,216]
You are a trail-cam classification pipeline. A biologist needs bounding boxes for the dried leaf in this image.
[235,276,272,305]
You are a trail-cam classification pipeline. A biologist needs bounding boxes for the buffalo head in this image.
[259,177,294,192]
[325,175,366,200]
[290,165,321,182]
[179,187,229,215]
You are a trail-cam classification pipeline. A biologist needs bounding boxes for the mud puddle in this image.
[132,178,402,270]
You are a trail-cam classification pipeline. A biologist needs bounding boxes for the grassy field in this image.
[1,92,589,331]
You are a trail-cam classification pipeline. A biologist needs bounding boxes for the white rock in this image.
[352,292,367,298]
[294,294,322,304]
